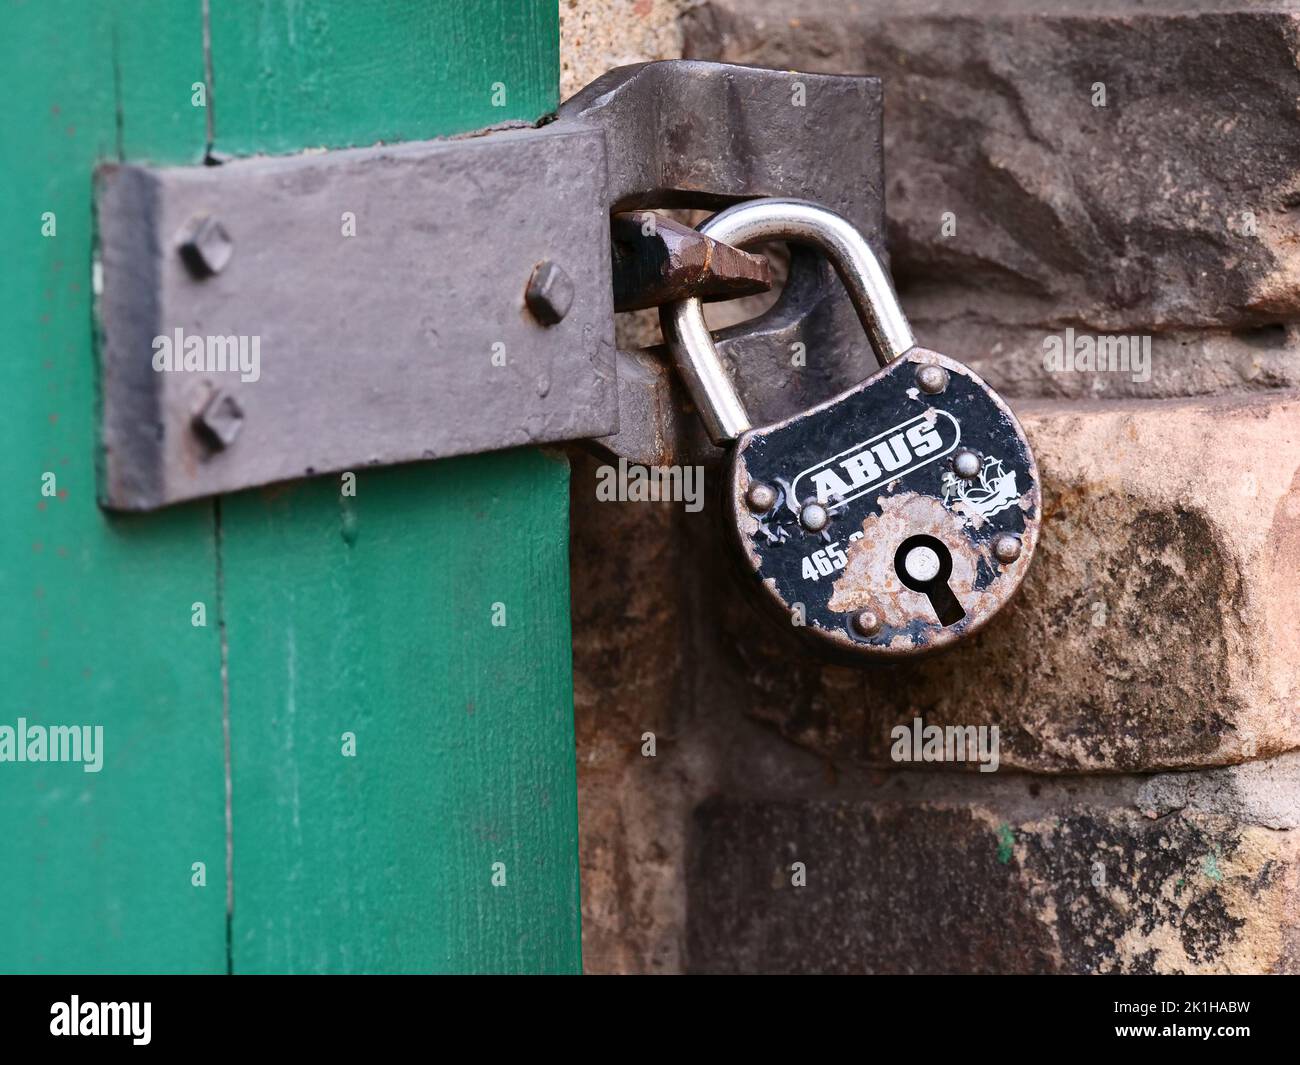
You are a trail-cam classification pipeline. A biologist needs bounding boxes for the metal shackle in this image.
[661,198,916,446]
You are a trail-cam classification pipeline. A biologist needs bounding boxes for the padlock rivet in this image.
[953,449,982,479]
[851,608,883,637]
[993,533,1022,563]
[746,482,778,512]
[916,364,948,395]
[800,501,830,532]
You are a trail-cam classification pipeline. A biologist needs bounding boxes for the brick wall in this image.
[563,0,1300,973]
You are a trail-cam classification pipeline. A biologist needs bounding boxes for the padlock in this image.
[661,198,1040,658]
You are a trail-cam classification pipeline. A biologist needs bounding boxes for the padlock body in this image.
[726,349,1039,657]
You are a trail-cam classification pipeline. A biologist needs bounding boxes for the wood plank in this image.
[209,0,561,155]
[222,457,580,973]
[0,1,227,974]
[209,0,581,973]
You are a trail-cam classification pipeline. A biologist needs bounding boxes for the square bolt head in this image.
[178,214,235,277]
[525,260,574,325]
[193,390,244,449]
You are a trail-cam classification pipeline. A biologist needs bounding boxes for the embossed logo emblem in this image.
[791,411,961,508]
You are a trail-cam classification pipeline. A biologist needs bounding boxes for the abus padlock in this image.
[661,199,1040,658]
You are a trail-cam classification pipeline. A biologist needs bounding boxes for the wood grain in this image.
[209,0,581,973]
[0,1,226,974]
[0,0,577,974]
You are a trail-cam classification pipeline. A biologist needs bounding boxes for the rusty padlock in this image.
[661,198,1040,658]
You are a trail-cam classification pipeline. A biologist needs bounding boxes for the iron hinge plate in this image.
[97,125,616,510]
[95,60,884,510]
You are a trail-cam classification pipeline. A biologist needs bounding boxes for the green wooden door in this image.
[0,0,580,975]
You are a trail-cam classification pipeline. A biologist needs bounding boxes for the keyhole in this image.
[894,535,966,627]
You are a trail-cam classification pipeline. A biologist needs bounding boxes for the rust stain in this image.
[828,491,1024,650]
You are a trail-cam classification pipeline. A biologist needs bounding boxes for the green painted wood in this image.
[209,1,581,973]
[0,2,227,973]
[209,0,561,155]
[221,456,580,973]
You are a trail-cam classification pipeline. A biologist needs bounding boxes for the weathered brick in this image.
[569,450,696,973]
[561,0,1300,975]
[733,392,1300,772]
[688,779,1300,973]
[560,0,697,100]
[684,1,1300,398]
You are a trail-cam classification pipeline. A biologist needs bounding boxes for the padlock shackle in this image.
[661,198,916,445]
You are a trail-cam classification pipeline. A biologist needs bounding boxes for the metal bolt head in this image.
[851,608,883,637]
[953,448,982,479]
[525,260,574,325]
[746,482,778,512]
[799,501,830,532]
[179,214,234,277]
[993,533,1022,563]
[193,390,244,449]
[916,364,949,395]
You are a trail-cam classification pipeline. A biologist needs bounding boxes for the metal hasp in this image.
[95,61,883,510]
[567,62,885,466]
[96,127,615,510]
[610,211,772,313]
